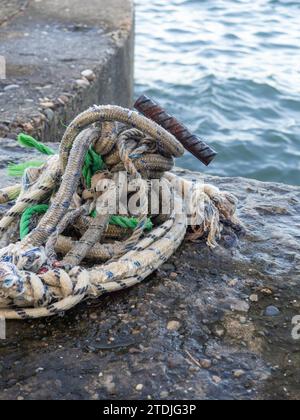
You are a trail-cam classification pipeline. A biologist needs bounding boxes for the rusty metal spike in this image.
[134,95,217,166]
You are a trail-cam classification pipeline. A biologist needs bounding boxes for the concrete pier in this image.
[0,0,134,141]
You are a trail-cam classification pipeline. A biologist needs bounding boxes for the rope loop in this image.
[0,105,242,319]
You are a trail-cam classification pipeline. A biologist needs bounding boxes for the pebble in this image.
[103,375,116,395]
[250,294,259,303]
[40,101,55,109]
[215,327,225,337]
[170,272,178,279]
[260,288,273,295]
[233,369,245,378]
[81,69,96,81]
[4,84,20,92]
[228,279,238,287]
[231,300,250,313]
[57,95,69,105]
[76,79,90,88]
[264,306,280,317]
[212,376,222,384]
[167,321,181,331]
[200,359,212,369]
[136,384,144,391]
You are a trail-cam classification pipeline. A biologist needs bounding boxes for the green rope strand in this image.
[82,147,104,188]
[109,216,153,231]
[20,205,49,240]
[20,207,153,240]
[90,211,153,231]
[17,134,56,156]
[16,135,138,239]
[8,134,55,178]
[10,134,104,187]
[8,161,45,177]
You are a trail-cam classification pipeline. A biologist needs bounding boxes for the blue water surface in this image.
[135,0,300,185]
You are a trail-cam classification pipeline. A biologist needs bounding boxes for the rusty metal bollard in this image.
[134,95,217,166]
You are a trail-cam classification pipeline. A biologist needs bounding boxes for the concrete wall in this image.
[0,0,135,141]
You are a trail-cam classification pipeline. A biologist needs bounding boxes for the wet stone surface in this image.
[0,151,300,399]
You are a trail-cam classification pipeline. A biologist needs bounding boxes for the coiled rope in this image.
[0,105,241,320]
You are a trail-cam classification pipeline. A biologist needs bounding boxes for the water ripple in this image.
[135,0,300,185]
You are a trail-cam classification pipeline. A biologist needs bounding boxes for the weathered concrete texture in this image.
[0,0,134,141]
[0,1,29,26]
[0,162,299,400]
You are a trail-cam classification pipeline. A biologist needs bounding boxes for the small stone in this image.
[170,272,178,279]
[17,396,24,401]
[129,347,140,354]
[228,279,238,287]
[59,95,69,102]
[212,376,222,384]
[81,69,96,81]
[239,317,247,324]
[260,288,273,296]
[89,313,98,320]
[233,369,245,378]
[57,95,69,105]
[40,101,55,109]
[167,321,181,331]
[76,79,90,88]
[250,294,259,303]
[136,384,144,391]
[103,375,116,395]
[231,301,250,313]
[264,306,280,317]
[215,327,225,337]
[4,84,20,92]
[200,359,212,369]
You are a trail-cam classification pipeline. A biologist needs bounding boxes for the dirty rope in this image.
[0,105,241,320]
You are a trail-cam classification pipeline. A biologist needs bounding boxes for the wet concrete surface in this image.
[0,0,134,141]
[0,144,299,400]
